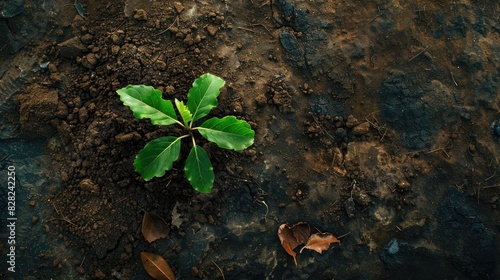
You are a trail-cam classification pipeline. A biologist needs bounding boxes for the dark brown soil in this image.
[1,0,500,279]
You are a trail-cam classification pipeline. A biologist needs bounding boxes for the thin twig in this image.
[51,202,76,225]
[485,171,496,181]
[408,46,429,62]
[259,1,270,8]
[337,231,350,239]
[311,115,336,141]
[255,200,269,222]
[426,147,450,157]
[426,139,452,158]
[482,185,500,189]
[212,261,225,280]
[155,16,179,36]
[365,118,388,141]
[450,71,459,87]
[256,23,274,37]
[237,26,256,33]
[0,153,11,162]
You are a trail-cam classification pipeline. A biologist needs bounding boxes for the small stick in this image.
[249,17,270,27]
[368,14,380,24]
[0,153,11,162]
[337,231,350,239]
[426,147,450,158]
[212,261,225,280]
[50,202,76,225]
[482,185,500,189]
[365,118,388,141]
[155,16,179,36]
[255,200,269,222]
[485,171,496,181]
[0,43,11,52]
[259,1,270,8]
[237,26,256,33]
[426,139,452,158]
[113,197,128,204]
[256,24,274,37]
[450,71,458,87]
[408,46,429,62]
[311,115,336,141]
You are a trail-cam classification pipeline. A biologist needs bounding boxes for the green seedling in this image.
[117,73,255,193]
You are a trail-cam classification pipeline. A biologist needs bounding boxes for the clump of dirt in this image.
[16,84,60,136]
[264,74,295,113]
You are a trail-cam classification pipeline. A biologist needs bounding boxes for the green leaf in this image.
[186,73,225,122]
[134,136,182,181]
[184,145,214,193]
[197,116,255,151]
[117,85,179,126]
[175,99,192,127]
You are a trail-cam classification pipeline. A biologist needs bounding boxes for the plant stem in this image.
[175,119,186,129]
[191,134,197,147]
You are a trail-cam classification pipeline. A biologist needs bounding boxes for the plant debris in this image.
[300,232,340,254]
[278,222,340,265]
[140,252,176,280]
[278,224,300,265]
[142,212,170,243]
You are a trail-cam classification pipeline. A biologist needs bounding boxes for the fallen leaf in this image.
[300,232,340,254]
[290,222,310,245]
[171,202,185,228]
[140,252,176,280]
[142,212,170,243]
[277,224,299,265]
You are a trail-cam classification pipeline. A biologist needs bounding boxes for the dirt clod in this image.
[133,9,148,21]
[206,25,218,36]
[352,122,371,136]
[174,2,184,14]
[78,179,100,193]
[58,36,87,59]
[18,84,59,136]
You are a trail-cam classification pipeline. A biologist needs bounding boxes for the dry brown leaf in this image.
[140,252,176,280]
[300,232,340,254]
[142,212,170,243]
[290,222,310,245]
[277,224,299,265]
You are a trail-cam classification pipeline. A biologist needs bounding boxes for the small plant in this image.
[117,73,255,193]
